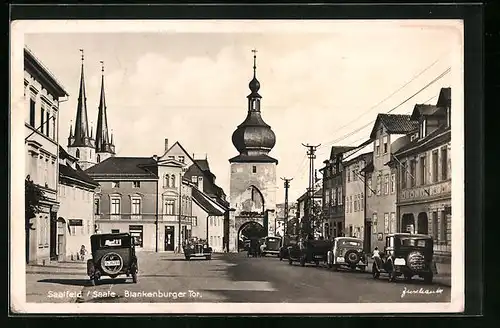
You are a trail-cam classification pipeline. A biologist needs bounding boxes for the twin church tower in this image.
[67,50,116,170]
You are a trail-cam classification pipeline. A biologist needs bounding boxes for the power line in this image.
[319,67,451,149]
[321,55,446,141]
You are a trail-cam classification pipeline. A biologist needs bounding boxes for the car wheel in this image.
[132,272,138,283]
[300,256,306,267]
[288,258,293,265]
[388,272,397,282]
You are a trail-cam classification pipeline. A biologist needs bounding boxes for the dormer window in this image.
[420,118,427,138]
[375,139,380,156]
[191,176,198,184]
[382,136,388,154]
[178,156,185,163]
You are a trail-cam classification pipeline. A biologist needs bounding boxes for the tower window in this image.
[97,154,101,163]
[252,166,257,173]
[75,149,80,159]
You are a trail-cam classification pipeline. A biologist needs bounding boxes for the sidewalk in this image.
[362,258,451,287]
[26,261,88,303]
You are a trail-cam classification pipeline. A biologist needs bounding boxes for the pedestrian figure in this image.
[372,246,381,259]
[79,245,88,261]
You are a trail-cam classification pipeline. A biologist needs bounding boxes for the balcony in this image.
[399,179,451,204]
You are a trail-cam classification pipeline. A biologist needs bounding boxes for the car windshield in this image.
[398,237,430,248]
[99,237,131,248]
[266,238,280,246]
[338,239,362,247]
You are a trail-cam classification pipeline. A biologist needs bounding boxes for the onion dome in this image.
[231,49,276,157]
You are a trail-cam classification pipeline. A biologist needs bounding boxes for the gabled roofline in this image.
[24,47,69,98]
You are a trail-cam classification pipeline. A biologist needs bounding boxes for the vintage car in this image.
[261,236,282,257]
[247,237,262,257]
[372,233,437,283]
[183,238,212,260]
[279,235,298,261]
[288,238,333,267]
[326,237,367,271]
[87,233,138,285]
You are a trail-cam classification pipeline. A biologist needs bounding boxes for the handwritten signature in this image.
[401,286,444,298]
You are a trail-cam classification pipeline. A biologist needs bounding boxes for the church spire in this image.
[70,49,91,147]
[95,60,114,154]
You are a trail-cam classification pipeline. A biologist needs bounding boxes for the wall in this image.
[229,162,277,251]
[57,183,95,260]
[344,159,366,238]
[208,215,225,252]
[67,146,96,171]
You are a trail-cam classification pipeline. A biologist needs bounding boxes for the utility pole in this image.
[302,143,321,239]
[281,177,293,237]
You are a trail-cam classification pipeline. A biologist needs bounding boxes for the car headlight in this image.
[394,258,406,266]
[190,245,194,249]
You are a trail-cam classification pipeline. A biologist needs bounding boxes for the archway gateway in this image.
[237,221,266,251]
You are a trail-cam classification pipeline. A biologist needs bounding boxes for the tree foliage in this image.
[301,199,323,239]
[25,175,45,231]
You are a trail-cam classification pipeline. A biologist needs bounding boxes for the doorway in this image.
[165,226,175,251]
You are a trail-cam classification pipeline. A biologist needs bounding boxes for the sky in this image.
[23,20,461,203]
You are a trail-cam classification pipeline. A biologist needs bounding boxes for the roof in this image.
[410,104,446,121]
[58,146,77,162]
[59,163,99,188]
[85,156,158,178]
[192,187,227,216]
[360,160,374,173]
[24,47,69,98]
[393,126,450,158]
[297,189,322,201]
[229,154,278,164]
[369,114,419,139]
[330,146,356,159]
[436,87,451,108]
[342,151,373,167]
[194,159,210,172]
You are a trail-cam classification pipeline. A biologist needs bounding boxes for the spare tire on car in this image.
[344,249,360,265]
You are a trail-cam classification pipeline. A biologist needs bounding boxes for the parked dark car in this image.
[279,235,298,261]
[183,238,212,260]
[87,233,138,285]
[326,237,368,271]
[261,236,282,257]
[288,238,334,267]
[372,233,437,283]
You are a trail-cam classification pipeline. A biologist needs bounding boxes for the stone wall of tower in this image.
[95,151,114,165]
[228,162,277,252]
[67,146,96,170]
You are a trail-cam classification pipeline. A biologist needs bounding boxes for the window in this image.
[367,177,373,197]
[354,195,358,212]
[349,196,353,212]
[420,119,427,138]
[346,197,350,213]
[210,217,214,226]
[384,213,389,234]
[401,161,407,189]
[198,176,203,188]
[97,154,101,163]
[360,192,364,209]
[191,176,197,184]
[252,166,257,173]
[375,139,380,156]
[40,104,45,134]
[29,98,36,127]
[111,229,120,233]
[46,111,50,137]
[164,174,170,188]
[171,175,176,188]
[165,200,175,215]
[110,198,121,214]
[332,188,337,205]
[325,189,330,205]
[390,212,396,233]
[440,212,448,243]
[418,156,426,185]
[76,149,80,159]
[376,175,381,195]
[178,156,185,163]
[432,212,439,241]
[353,165,358,181]
[410,160,417,187]
[111,181,120,188]
[131,198,141,214]
[432,151,439,183]
[372,214,378,234]
[338,188,342,205]
[384,175,389,195]
[390,174,396,194]
[133,181,141,188]
[441,147,448,180]
[52,111,56,139]
[383,136,388,154]
[192,217,198,226]
[94,198,100,214]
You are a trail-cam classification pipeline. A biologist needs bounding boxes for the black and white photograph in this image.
[11,19,464,313]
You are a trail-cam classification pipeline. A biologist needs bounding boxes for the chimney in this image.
[164,138,169,152]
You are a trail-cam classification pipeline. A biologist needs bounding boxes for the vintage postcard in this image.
[10,19,464,313]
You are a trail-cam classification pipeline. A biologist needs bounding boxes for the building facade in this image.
[57,146,99,261]
[393,88,452,262]
[24,47,69,264]
[320,146,354,239]
[228,51,278,252]
[363,114,418,251]
[343,152,372,239]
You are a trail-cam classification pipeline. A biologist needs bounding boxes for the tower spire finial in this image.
[80,49,84,62]
[251,48,258,76]
[100,60,104,73]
